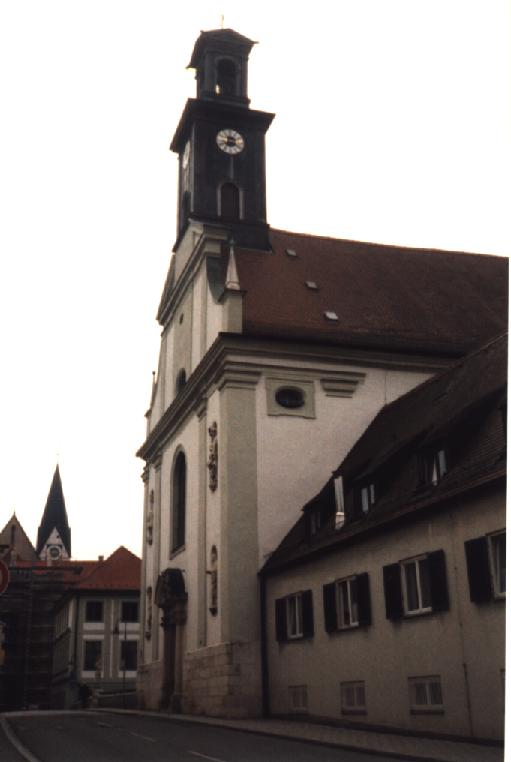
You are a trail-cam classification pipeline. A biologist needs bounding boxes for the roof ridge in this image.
[269,227,507,259]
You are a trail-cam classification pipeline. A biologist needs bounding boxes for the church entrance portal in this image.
[155,568,187,712]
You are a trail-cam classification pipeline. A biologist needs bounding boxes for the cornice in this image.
[137,334,452,464]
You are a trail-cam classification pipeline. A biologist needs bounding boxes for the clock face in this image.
[216,129,245,155]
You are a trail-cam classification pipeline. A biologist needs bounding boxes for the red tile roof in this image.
[236,229,508,355]
[10,547,140,591]
[75,546,141,591]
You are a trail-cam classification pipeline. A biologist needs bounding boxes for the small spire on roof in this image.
[225,236,241,291]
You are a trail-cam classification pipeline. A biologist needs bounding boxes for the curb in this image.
[0,715,41,762]
[96,708,460,762]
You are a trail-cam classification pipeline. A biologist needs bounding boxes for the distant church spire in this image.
[36,464,71,560]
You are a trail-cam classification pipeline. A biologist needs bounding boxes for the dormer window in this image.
[310,508,323,536]
[360,484,376,514]
[427,448,447,486]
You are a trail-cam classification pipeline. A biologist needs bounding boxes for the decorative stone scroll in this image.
[207,422,218,491]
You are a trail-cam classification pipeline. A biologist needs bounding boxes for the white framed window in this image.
[408,676,444,713]
[336,577,359,628]
[121,600,139,623]
[401,556,432,615]
[288,685,308,713]
[361,484,376,514]
[82,637,103,678]
[286,593,303,639]
[85,600,104,623]
[119,639,138,675]
[489,531,506,597]
[341,681,366,714]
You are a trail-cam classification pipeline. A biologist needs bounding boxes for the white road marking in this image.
[187,751,228,762]
[129,730,157,742]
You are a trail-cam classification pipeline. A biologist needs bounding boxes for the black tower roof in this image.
[36,465,71,556]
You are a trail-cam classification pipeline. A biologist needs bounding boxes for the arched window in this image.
[216,58,237,96]
[175,369,187,394]
[220,183,240,220]
[172,452,186,552]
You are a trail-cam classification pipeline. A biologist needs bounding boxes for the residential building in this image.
[52,546,141,709]
[0,468,140,710]
[262,334,506,740]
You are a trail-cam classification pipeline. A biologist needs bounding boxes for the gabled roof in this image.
[237,229,508,356]
[0,513,38,562]
[263,333,507,574]
[36,465,71,556]
[75,546,140,591]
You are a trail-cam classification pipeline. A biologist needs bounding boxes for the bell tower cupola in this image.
[171,28,274,250]
[189,28,254,106]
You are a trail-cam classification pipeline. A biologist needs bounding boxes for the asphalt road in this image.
[4,712,402,762]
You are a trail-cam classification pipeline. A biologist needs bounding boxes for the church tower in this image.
[36,465,71,561]
[171,28,274,250]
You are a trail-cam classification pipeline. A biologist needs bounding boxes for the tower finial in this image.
[225,236,241,291]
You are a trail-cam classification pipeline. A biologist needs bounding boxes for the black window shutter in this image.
[323,583,337,632]
[465,537,492,603]
[383,563,403,620]
[301,590,314,638]
[356,573,372,626]
[275,598,287,642]
[428,550,449,612]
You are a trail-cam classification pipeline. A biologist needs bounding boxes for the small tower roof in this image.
[0,512,38,562]
[187,28,256,69]
[36,465,71,556]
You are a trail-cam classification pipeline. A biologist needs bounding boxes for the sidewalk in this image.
[100,708,504,762]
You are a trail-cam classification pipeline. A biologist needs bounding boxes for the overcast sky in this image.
[0,1,509,560]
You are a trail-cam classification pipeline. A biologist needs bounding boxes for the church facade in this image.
[136,29,507,717]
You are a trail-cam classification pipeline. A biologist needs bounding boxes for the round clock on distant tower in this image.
[216,129,245,155]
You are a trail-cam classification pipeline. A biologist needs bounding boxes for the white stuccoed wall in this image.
[255,363,432,566]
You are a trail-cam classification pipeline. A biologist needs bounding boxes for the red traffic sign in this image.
[0,560,9,595]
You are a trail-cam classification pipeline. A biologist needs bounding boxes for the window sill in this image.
[342,708,367,716]
[170,545,185,560]
[403,608,433,619]
[410,708,444,716]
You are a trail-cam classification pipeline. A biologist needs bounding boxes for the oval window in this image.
[275,386,305,409]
